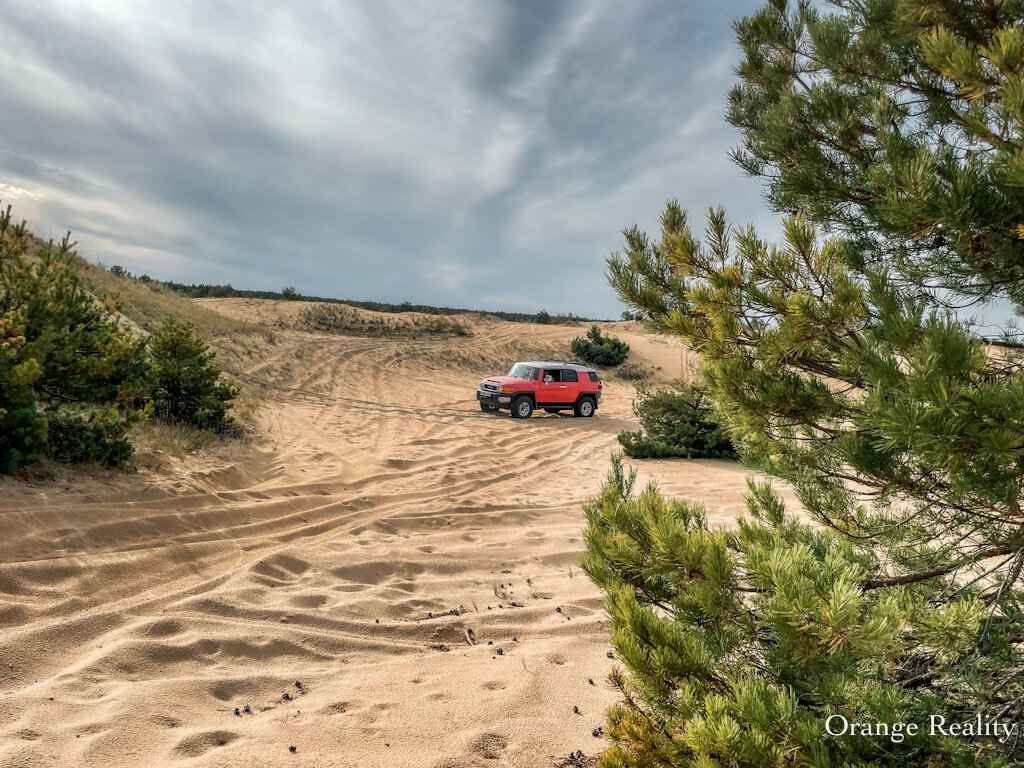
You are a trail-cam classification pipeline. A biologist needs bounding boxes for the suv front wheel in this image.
[573,397,595,418]
[512,396,534,419]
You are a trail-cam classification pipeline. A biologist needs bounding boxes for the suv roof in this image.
[519,361,596,371]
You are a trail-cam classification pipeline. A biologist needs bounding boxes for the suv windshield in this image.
[508,363,539,380]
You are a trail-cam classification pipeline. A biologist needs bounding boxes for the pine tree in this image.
[585,2,1024,765]
[572,324,631,367]
[1,203,150,471]
[617,380,736,460]
[728,0,1024,310]
[149,316,238,430]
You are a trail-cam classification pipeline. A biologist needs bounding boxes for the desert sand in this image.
[0,300,777,768]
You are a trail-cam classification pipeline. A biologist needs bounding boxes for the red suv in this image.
[477,361,602,419]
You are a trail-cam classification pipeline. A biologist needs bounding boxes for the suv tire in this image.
[480,403,498,413]
[512,396,534,419]
[573,397,595,418]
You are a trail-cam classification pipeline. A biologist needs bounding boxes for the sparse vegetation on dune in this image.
[294,302,471,339]
[611,361,652,381]
[397,338,577,373]
[76,260,268,339]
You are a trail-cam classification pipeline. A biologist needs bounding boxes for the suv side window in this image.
[562,369,578,382]
[586,371,600,383]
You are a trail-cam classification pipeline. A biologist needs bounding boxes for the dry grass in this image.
[230,388,262,429]
[129,420,223,456]
[128,416,257,459]
[75,259,270,340]
[613,361,655,381]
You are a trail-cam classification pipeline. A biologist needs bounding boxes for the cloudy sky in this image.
[0,0,772,318]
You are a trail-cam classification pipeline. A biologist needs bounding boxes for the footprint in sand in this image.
[141,619,185,638]
[172,730,239,758]
[289,593,329,608]
[208,679,263,702]
[249,554,311,586]
[319,701,351,715]
[469,732,508,760]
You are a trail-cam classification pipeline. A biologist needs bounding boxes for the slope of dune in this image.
[0,300,781,768]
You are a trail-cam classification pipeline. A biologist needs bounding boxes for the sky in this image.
[0,0,774,318]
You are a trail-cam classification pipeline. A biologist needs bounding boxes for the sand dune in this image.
[0,301,774,768]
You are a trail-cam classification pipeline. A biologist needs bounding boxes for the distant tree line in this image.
[107,271,610,325]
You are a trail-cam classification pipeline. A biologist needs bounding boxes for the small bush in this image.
[618,380,736,459]
[281,285,301,300]
[571,324,629,367]
[149,316,238,430]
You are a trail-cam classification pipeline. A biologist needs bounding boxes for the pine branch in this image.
[862,544,1015,589]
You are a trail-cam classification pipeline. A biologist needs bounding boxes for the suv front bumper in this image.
[477,389,512,409]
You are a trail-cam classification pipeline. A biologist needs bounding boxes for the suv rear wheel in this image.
[512,396,534,419]
[573,397,595,418]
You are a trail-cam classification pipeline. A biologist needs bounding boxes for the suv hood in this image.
[481,375,528,387]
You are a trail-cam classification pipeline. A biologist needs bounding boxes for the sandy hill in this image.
[0,290,780,768]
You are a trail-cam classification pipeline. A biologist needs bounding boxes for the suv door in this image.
[561,368,581,404]
[543,368,578,404]
[539,368,570,404]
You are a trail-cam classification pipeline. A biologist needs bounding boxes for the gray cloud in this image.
[0,0,771,317]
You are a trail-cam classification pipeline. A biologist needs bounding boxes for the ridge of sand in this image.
[0,302,775,768]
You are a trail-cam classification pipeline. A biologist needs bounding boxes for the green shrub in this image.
[1,203,150,472]
[47,411,135,465]
[618,380,736,459]
[570,324,629,367]
[149,316,238,430]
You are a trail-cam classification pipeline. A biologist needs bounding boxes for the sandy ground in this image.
[0,301,775,768]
